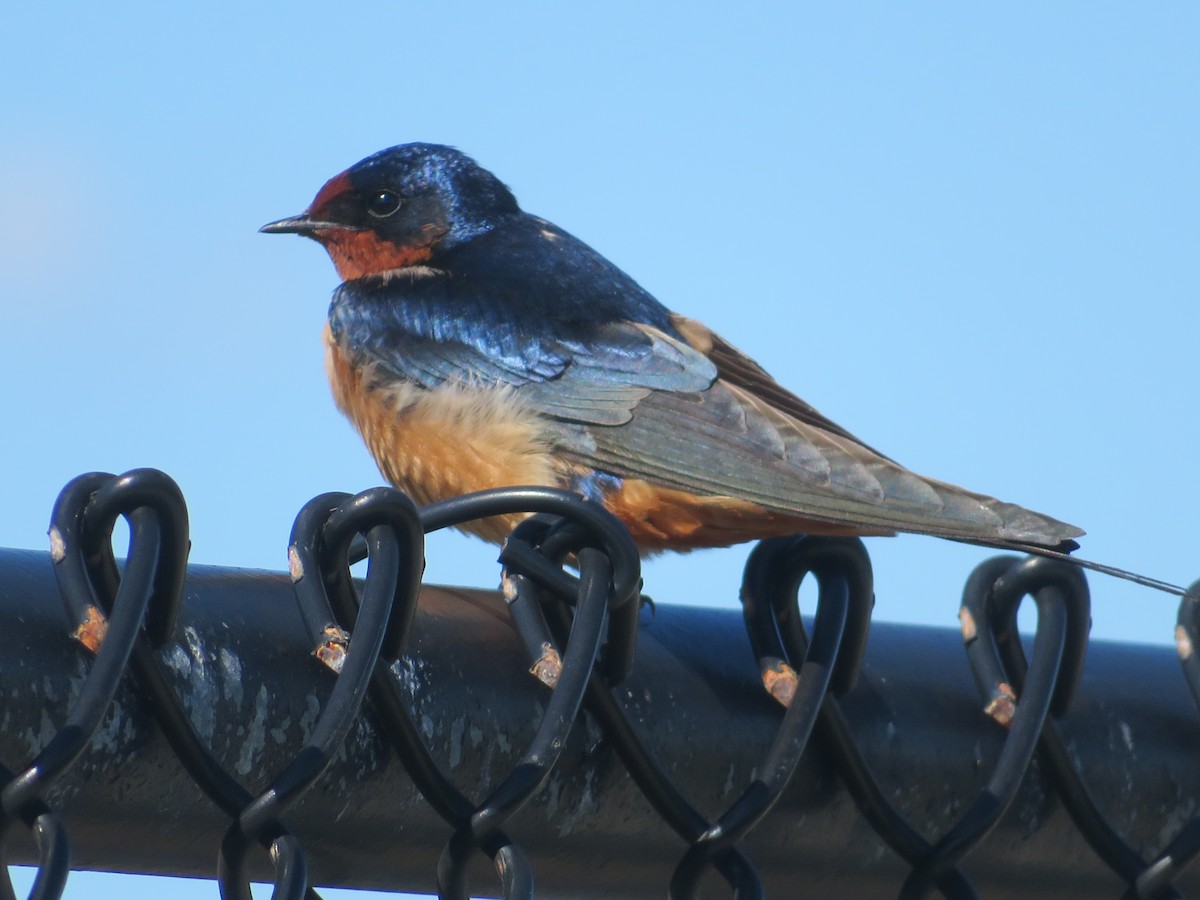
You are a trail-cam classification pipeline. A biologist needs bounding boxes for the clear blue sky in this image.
[3,3,1197,897]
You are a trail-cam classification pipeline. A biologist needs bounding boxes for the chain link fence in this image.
[0,468,1197,898]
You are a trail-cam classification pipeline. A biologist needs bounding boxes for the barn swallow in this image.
[261,142,1086,556]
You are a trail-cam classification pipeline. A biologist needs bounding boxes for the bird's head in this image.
[261,143,519,281]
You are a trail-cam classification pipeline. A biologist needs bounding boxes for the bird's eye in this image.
[366,190,402,218]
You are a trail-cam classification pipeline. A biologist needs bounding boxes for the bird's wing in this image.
[584,314,1082,549]
[330,276,1081,548]
[553,319,1081,549]
[667,316,1089,549]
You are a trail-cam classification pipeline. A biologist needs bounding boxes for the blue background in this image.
[3,3,1197,896]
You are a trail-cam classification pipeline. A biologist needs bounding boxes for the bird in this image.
[262,143,1152,583]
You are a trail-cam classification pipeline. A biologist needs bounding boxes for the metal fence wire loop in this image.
[743,538,978,898]
[0,794,69,900]
[217,488,425,900]
[436,827,536,900]
[49,472,330,899]
[667,535,874,900]
[296,487,638,899]
[740,535,875,701]
[1114,578,1200,900]
[421,487,641,605]
[528,534,874,900]
[392,487,632,900]
[0,470,192,900]
[500,511,642,685]
[289,488,425,665]
[417,487,643,685]
[898,555,1090,900]
[973,555,1091,717]
[1174,580,1200,714]
[48,469,189,650]
[958,564,1200,900]
[217,826,308,900]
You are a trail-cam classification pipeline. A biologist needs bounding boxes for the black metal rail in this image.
[0,469,1196,899]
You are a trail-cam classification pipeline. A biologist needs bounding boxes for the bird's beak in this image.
[260,214,359,236]
[259,214,319,235]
